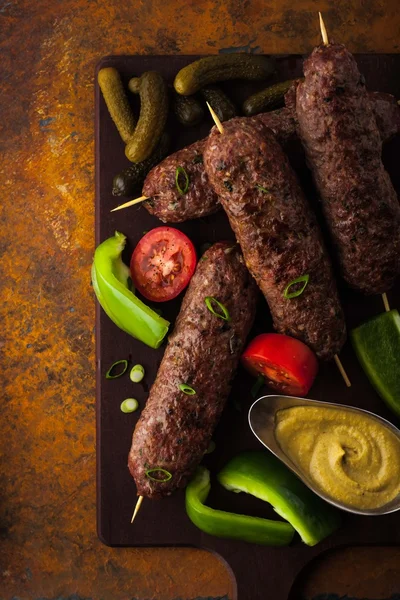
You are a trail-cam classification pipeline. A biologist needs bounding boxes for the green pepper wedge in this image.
[186,466,295,546]
[91,231,169,349]
[217,451,341,546]
[351,309,400,418]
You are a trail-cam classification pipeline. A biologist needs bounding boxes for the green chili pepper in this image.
[91,231,169,349]
[351,309,400,418]
[185,466,295,546]
[218,451,340,546]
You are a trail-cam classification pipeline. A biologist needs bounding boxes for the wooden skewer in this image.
[206,101,224,134]
[334,354,351,387]
[382,292,390,312]
[131,495,144,523]
[319,11,329,46]
[111,195,149,212]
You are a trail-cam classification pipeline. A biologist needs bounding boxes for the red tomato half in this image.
[242,333,318,397]
[130,227,197,302]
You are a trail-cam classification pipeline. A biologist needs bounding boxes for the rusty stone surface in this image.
[0,1,399,599]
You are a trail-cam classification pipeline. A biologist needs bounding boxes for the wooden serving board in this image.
[95,54,400,600]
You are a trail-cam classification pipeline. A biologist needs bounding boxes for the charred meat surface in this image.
[296,44,400,294]
[128,242,258,498]
[204,118,346,360]
[142,138,219,223]
[142,90,400,224]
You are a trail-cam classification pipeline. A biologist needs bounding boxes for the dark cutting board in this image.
[95,54,400,600]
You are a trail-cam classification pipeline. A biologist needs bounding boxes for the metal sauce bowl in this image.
[248,394,400,516]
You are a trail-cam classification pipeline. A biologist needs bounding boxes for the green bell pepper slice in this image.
[91,231,170,349]
[186,466,295,546]
[351,309,400,418]
[217,451,341,546]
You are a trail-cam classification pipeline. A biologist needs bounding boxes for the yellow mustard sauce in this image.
[275,405,400,510]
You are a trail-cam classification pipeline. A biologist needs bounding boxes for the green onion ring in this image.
[175,166,190,195]
[255,184,269,193]
[204,296,231,321]
[106,359,128,379]
[120,398,139,413]
[130,364,145,383]
[145,468,172,482]
[283,274,310,299]
[179,383,196,395]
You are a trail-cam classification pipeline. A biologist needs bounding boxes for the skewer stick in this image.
[334,354,351,387]
[319,12,329,46]
[382,292,390,312]
[131,495,144,523]
[206,101,225,134]
[111,195,149,212]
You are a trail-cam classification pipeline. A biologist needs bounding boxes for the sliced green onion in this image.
[205,440,216,455]
[251,375,265,399]
[205,296,231,321]
[283,274,310,299]
[130,364,145,383]
[179,383,196,395]
[145,468,172,482]
[256,184,269,193]
[120,398,139,413]
[175,166,189,195]
[106,359,128,379]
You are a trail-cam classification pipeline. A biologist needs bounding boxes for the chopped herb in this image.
[120,398,139,413]
[223,180,233,192]
[251,375,265,399]
[175,166,190,195]
[130,364,145,383]
[256,184,269,194]
[205,296,231,321]
[283,274,310,299]
[192,154,203,164]
[179,383,196,395]
[106,359,128,379]
[145,468,172,482]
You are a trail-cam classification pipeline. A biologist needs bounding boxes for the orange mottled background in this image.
[0,1,399,598]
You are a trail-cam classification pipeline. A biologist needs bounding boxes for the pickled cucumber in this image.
[243,79,300,116]
[112,132,170,196]
[98,67,136,143]
[173,92,204,126]
[125,71,168,163]
[174,54,275,96]
[201,86,237,122]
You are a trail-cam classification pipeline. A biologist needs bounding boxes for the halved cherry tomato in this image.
[241,333,318,397]
[130,227,197,302]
